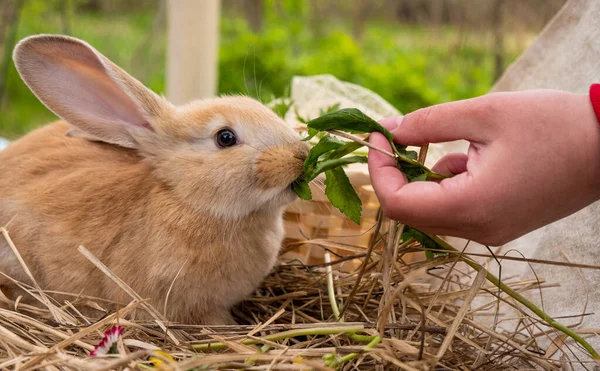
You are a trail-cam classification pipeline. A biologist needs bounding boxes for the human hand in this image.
[368,90,600,245]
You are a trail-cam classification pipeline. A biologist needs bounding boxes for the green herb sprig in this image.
[292,108,449,224]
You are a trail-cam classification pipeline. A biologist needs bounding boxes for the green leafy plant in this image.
[292,108,449,224]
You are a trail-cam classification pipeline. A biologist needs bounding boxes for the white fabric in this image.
[0,138,9,151]
[288,74,400,121]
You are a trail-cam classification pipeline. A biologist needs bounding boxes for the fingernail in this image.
[378,116,403,131]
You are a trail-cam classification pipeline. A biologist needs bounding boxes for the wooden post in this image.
[492,0,505,82]
[0,0,24,109]
[166,0,221,105]
[244,0,264,33]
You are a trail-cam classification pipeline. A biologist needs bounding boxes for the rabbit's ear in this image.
[13,35,172,148]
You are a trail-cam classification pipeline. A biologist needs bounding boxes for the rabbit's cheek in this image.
[0,239,23,283]
[256,145,306,190]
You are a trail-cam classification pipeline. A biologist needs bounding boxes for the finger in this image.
[378,172,474,227]
[431,153,468,175]
[398,224,469,240]
[401,224,488,245]
[368,132,407,205]
[379,95,497,146]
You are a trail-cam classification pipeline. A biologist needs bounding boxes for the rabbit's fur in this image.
[0,35,308,324]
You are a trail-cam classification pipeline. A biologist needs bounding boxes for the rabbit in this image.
[0,34,308,324]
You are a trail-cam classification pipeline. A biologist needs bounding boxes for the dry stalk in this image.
[0,216,595,369]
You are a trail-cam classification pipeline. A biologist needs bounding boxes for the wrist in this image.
[589,84,600,125]
[584,88,600,199]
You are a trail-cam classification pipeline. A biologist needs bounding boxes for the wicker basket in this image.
[281,161,421,271]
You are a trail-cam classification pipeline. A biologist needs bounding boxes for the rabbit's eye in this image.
[216,129,237,148]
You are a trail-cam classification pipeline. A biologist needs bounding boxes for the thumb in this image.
[367,131,407,204]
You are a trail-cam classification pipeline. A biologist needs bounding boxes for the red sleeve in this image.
[589,84,600,124]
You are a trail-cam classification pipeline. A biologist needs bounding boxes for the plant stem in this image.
[324,252,381,368]
[327,128,450,181]
[339,335,381,364]
[428,235,600,359]
[349,333,378,342]
[191,325,365,351]
[425,172,451,180]
[327,130,395,159]
[325,253,341,320]
[339,208,384,319]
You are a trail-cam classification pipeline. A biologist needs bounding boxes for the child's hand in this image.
[368,90,600,245]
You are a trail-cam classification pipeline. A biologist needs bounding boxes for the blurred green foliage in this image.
[0,0,521,138]
[1,0,163,137]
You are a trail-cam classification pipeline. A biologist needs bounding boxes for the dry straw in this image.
[2,212,600,370]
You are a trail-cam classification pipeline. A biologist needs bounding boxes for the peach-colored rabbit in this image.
[0,35,308,324]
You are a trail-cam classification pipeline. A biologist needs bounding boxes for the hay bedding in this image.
[1,220,594,371]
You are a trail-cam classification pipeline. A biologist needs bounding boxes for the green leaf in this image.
[403,226,449,258]
[294,107,309,124]
[394,143,418,161]
[307,108,395,142]
[304,134,345,171]
[292,179,312,200]
[411,173,429,182]
[308,156,367,181]
[326,141,364,160]
[324,168,362,224]
[296,107,453,227]
[272,99,294,118]
[302,127,319,142]
[396,162,425,181]
[319,103,341,115]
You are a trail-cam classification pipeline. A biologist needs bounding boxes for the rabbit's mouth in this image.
[287,182,299,198]
[263,184,298,208]
[287,181,301,197]
[256,144,307,191]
